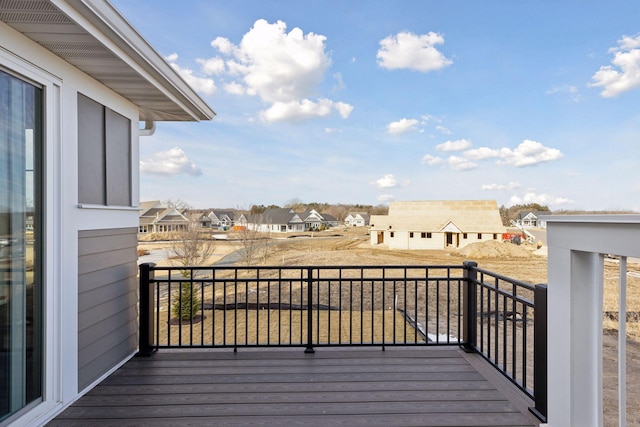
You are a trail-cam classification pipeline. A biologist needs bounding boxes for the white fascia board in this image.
[542,214,640,224]
[51,0,215,121]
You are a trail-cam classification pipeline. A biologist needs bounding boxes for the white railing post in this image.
[618,256,627,427]
[544,215,640,427]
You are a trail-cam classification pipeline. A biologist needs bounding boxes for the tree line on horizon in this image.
[229,200,390,221]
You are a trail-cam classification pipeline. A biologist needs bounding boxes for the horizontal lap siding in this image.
[78,227,138,391]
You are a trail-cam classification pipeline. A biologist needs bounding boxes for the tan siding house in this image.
[370,200,506,250]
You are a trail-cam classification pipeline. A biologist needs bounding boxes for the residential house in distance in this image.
[370,200,506,250]
[190,212,213,229]
[0,1,215,425]
[345,212,370,227]
[138,201,190,234]
[515,210,549,229]
[246,208,305,232]
[301,209,339,231]
[245,208,339,232]
[320,212,339,228]
[208,210,235,230]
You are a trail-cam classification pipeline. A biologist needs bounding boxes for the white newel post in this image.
[544,215,640,427]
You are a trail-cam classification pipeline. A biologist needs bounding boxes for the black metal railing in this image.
[138,261,547,421]
[463,262,547,409]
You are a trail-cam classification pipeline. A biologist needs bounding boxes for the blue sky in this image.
[112,1,640,211]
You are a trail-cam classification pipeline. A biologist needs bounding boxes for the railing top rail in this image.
[146,264,467,270]
[470,265,537,291]
[474,281,535,307]
[146,263,465,270]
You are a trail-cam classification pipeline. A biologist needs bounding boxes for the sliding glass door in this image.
[0,68,42,421]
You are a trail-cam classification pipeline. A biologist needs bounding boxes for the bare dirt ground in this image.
[139,227,640,425]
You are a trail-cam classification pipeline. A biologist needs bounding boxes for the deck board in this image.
[48,347,540,426]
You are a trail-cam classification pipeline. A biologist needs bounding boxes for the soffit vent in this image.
[38,41,117,60]
[0,0,71,23]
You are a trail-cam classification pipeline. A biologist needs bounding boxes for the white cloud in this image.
[373,174,398,189]
[378,194,395,203]
[463,147,501,160]
[204,19,350,122]
[332,72,346,92]
[497,140,563,167]
[211,36,234,54]
[377,31,452,72]
[590,34,640,97]
[334,102,354,119]
[421,154,444,166]
[510,192,574,206]
[238,20,330,103]
[481,181,522,191]
[436,139,472,152]
[546,85,582,102]
[224,81,245,95]
[325,127,342,134]
[166,54,216,96]
[140,147,203,177]
[546,85,578,95]
[196,57,225,75]
[260,98,352,122]
[462,140,562,167]
[618,34,640,50]
[447,155,477,171]
[388,118,419,134]
[213,23,309,95]
[422,140,561,171]
[435,125,452,135]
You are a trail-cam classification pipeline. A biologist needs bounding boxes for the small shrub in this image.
[171,282,200,321]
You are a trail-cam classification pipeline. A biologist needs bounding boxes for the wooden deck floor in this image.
[48,347,540,426]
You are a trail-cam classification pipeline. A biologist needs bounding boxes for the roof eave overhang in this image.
[2,0,215,122]
[60,0,216,121]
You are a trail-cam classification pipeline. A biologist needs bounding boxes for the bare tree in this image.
[169,209,216,321]
[259,222,273,265]
[164,198,191,212]
[236,214,276,266]
[284,197,305,212]
[169,225,216,271]
[237,221,261,266]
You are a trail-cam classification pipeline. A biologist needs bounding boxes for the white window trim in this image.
[0,48,67,425]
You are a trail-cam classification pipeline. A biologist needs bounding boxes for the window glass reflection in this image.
[0,68,42,421]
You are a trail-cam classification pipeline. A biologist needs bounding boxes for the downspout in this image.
[139,120,156,136]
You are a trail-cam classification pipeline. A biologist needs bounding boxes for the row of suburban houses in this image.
[139,200,545,246]
[138,201,236,233]
[244,207,340,233]
[138,201,544,246]
[138,202,350,234]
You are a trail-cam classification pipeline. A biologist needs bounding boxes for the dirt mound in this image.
[457,240,534,259]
